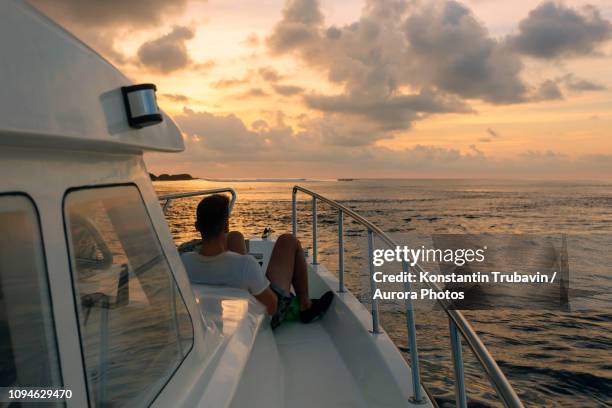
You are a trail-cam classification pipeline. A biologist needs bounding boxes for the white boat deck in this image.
[192,250,432,408]
[228,319,370,408]
[275,321,368,408]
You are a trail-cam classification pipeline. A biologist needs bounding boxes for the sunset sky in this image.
[30,0,612,179]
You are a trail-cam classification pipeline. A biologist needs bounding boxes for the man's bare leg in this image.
[266,233,312,311]
[226,231,247,255]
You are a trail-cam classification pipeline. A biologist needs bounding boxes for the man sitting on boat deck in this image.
[182,194,334,329]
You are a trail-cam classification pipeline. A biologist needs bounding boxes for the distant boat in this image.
[337,178,355,181]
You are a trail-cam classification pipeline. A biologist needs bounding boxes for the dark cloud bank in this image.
[268,0,610,109]
[509,1,612,58]
[145,107,612,178]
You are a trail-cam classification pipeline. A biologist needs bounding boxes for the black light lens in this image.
[121,83,163,129]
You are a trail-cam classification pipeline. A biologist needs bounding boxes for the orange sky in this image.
[31,0,612,179]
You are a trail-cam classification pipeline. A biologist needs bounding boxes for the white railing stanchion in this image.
[338,210,345,292]
[367,229,380,334]
[450,319,468,408]
[292,189,297,237]
[403,260,424,404]
[312,197,318,265]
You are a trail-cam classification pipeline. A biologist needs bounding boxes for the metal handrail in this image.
[159,188,237,214]
[292,185,523,408]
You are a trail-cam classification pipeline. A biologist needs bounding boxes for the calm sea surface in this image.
[155,179,612,408]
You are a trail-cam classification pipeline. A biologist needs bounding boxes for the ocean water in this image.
[155,179,612,407]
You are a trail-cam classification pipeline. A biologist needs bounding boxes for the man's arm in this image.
[254,286,278,316]
[243,255,277,315]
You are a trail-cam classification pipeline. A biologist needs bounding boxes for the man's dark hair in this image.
[196,194,230,239]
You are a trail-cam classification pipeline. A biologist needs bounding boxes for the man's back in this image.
[181,250,269,295]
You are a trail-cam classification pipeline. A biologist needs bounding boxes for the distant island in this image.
[150,173,195,181]
[202,178,307,182]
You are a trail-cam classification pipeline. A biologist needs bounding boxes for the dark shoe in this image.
[299,291,334,324]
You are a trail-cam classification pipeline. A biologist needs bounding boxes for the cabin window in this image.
[64,185,193,407]
[0,195,62,392]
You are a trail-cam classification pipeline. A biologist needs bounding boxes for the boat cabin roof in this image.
[0,1,184,154]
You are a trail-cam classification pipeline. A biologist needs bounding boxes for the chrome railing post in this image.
[367,229,380,334]
[163,198,173,213]
[312,197,318,265]
[450,319,468,408]
[338,210,345,292]
[228,189,237,214]
[292,189,297,237]
[160,188,237,216]
[402,260,424,404]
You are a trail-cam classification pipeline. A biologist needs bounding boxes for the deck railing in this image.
[159,186,523,408]
[159,188,237,215]
[292,185,524,408]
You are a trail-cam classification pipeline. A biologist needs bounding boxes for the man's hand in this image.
[254,286,278,316]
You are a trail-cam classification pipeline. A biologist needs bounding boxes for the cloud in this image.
[28,0,207,67]
[304,89,472,131]
[251,119,270,131]
[268,0,529,103]
[167,108,323,162]
[487,128,500,139]
[267,0,324,53]
[299,115,393,146]
[160,93,191,102]
[162,107,484,162]
[137,26,203,73]
[584,153,612,164]
[559,74,607,92]
[28,0,202,29]
[146,107,612,179]
[479,127,501,142]
[273,84,305,96]
[469,144,484,156]
[32,2,213,74]
[403,1,527,104]
[195,60,216,70]
[176,109,275,156]
[533,79,564,100]
[269,0,410,95]
[242,33,260,47]
[258,67,283,82]
[267,0,612,114]
[510,1,612,59]
[237,88,270,99]
[267,0,531,135]
[210,77,250,88]
[265,0,481,132]
[529,74,607,100]
[519,150,568,160]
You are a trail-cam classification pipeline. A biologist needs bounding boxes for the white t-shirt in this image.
[181,251,270,295]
